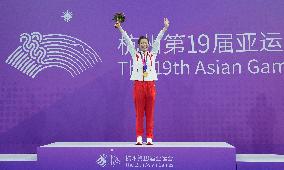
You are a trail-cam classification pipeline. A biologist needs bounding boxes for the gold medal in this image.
[143,72,148,77]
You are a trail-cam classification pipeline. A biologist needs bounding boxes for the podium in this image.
[2,143,284,170]
[0,154,37,170]
[237,154,284,170]
[37,142,236,170]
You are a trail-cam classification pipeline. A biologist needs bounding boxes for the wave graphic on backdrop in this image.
[5,32,102,78]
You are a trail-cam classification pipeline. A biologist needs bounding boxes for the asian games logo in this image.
[96,149,121,168]
[5,32,102,78]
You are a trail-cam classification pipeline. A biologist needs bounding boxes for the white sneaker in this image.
[136,136,143,145]
[146,138,153,145]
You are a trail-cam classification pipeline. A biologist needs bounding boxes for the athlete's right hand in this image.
[114,22,121,29]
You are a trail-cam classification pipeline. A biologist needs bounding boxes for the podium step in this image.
[37,142,236,170]
[237,154,284,170]
[0,154,37,170]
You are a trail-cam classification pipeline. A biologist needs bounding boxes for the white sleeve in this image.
[151,29,165,55]
[120,28,137,58]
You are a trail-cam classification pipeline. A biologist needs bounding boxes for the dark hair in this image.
[138,36,149,44]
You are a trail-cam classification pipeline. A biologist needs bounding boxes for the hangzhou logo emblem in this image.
[96,153,121,168]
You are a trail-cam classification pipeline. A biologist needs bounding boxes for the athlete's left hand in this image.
[164,18,170,29]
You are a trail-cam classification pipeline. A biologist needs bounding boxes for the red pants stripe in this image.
[133,80,156,139]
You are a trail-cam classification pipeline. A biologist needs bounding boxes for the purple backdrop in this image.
[0,0,284,154]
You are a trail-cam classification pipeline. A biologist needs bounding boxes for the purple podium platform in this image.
[0,154,37,170]
[37,142,236,170]
[237,154,284,170]
[2,144,284,170]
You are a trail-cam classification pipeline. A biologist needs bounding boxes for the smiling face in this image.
[138,37,149,52]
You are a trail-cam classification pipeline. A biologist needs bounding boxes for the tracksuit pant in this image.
[133,80,156,139]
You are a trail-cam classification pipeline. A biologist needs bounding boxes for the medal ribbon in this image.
[139,51,148,72]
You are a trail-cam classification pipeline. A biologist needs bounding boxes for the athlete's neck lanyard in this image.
[139,51,148,72]
[139,51,148,64]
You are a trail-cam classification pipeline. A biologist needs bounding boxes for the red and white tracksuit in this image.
[120,27,165,139]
